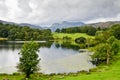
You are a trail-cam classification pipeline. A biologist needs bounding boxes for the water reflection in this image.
[0,41,95,74]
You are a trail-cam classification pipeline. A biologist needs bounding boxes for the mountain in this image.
[19,23,42,29]
[1,19,120,30]
[0,20,15,24]
[50,21,85,31]
[0,20,42,29]
[86,21,120,28]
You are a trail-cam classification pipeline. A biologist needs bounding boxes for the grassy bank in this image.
[53,33,94,41]
[0,38,8,41]
[1,52,120,80]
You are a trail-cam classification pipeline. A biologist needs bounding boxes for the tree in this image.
[8,29,17,40]
[95,31,111,43]
[55,28,61,33]
[86,38,93,48]
[111,24,120,40]
[17,41,40,78]
[61,28,66,33]
[92,36,119,64]
[87,26,97,36]
[75,37,86,44]
[92,43,109,64]
[0,28,8,37]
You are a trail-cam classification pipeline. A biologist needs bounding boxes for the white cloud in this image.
[0,0,120,25]
[0,0,8,17]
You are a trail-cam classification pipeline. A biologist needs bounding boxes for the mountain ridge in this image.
[50,21,85,31]
[86,21,120,28]
[0,20,42,29]
[1,20,120,30]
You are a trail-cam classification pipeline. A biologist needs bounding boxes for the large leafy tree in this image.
[17,41,40,78]
[92,36,119,64]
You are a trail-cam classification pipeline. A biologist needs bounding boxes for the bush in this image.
[75,37,86,44]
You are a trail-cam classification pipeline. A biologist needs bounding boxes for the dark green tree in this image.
[111,24,120,40]
[87,26,97,36]
[17,41,40,78]
[75,37,86,44]
[55,28,61,33]
[8,29,17,40]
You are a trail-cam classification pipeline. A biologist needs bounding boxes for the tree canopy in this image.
[0,23,53,41]
[17,41,40,78]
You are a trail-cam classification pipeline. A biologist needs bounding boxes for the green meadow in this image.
[53,33,94,41]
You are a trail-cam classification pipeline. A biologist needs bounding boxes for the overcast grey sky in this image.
[0,0,120,25]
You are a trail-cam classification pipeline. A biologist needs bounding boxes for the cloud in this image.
[0,0,8,17]
[0,0,120,25]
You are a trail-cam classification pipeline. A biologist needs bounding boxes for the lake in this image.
[0,41,95,74]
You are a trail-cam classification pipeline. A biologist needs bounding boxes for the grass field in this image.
[53,33,94,41]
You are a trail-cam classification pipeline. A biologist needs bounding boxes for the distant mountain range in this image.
[49,21,85,31]
[0,20,15,24]
[0,20,42,29]
[19,23,42,29]
[1,20,120,31]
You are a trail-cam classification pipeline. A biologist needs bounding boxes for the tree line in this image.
[0,23,53,41]
[55,26,102,36]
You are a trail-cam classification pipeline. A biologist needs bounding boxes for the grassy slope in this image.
[60,59,120,80]
[53,33,94,48]
[53,33,94,41]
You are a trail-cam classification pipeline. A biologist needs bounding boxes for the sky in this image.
[0,0,120,25]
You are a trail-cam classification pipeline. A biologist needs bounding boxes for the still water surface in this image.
[0,41,95,74]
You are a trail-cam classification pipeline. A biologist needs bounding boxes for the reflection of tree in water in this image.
[55,43,60,48]
[38,42,53,48]
[61,43,80,51]
[0,41,53,51]
[0,41,81,51]
[0,41,22,51]
[54,41,80,51]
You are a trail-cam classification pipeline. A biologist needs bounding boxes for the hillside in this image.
[0,20,42,29]
[53,33,94,41]
[86,21,120,28]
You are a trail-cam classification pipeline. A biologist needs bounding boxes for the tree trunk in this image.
[106,49,110,64]
[26,73,30,79]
